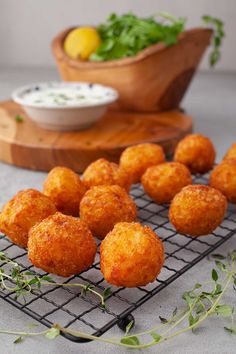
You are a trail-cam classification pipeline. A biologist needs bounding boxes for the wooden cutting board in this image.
[0,100,192,172]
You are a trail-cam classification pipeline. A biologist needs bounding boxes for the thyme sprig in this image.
[1,250,236,347]
[0,251,106,307]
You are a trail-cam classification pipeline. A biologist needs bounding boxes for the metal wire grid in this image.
[0,172,235,343]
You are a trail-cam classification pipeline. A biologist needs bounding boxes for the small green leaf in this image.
[215,260,226,272]
[15,115,24,123]
[194,283,202,289]
[28,278,39,285]
[196,303,205,314]
[120,336,140,346]
[215,305,234,317]
[159,316,168,324]
[151,332,162,343]
[224,326,236,335]
[14,336,23,344]
[183,291,196,307]
[172,307,178,317]
[45,327,60,340]
[125,320,134,335]
[214,283,222,295]
[25,271,35,276]
[41,275,54,283]
[188,313,194,326]
[189,313,199,327]
[102,287,112,299]
[231,250,236,261]
[212,269,218,282]
[211,254,226,260]
[27,323,38,329]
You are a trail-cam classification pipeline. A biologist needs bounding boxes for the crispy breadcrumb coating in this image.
[169,185,227,236]
[100,222,164,287]
[80,185,137,239]
[174,134,216,174]
[28,212,97,277]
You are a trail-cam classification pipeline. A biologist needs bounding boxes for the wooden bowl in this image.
[52,28,212,113]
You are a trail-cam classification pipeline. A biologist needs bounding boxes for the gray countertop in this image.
[0,68,236,354]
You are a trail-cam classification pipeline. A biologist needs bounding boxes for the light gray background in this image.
[0,0,236,70]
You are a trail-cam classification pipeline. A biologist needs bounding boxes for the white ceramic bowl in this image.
[12,82,118,131]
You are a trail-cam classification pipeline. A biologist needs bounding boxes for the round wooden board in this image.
[0,100,192,172]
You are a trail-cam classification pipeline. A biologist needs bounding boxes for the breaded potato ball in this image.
[169,185,227,236]
[100,222,164,287]
[83,158,131,192]
[80,185,137,239]
[28,212,97,277]
[43,166,86,216]
[120,143,166,183]
[223,143,236,161]
[141,162,192,204]
[174,134,216,174]
[0,189,56,248]
[209,159,236,203]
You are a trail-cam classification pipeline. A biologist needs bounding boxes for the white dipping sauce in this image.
[22,86,107,107]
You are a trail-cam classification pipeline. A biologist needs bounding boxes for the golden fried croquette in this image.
[28,212,97,277]
[119,143,166,183]
[43,166,86,216]
[174,134,216,174]
[223,143,236,161]
[141,162,192,204]
[209,159,236,203]
[100,222,164,287]
[0,189,56,248]
[169,185,227,236]
[83,158,131,192]
[80,185,137,239]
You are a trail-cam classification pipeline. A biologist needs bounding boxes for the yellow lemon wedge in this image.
[64,27,101,60]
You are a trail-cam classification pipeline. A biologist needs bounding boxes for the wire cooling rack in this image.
[0,172,235,343]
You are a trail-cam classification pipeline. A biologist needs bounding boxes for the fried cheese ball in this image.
[119,143,166,183]
[209,159,236,203]
[28,212,97,277]
[174,134,216,174]
[169,185,227,236]
[43,166,86,216]
[0,189,57,248]
[83,158,131,192]
[100,222,164,287]
[141,162,192,204]
[223,143,236,161]
[80,185,137,239]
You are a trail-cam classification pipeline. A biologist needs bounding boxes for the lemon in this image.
[64,27,101,60]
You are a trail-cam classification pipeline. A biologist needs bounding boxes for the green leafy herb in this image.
[150,332,162,342]
[202,15,225,67]
[90,12,186,62]
[0,252,105,305]
[224,326,236,335]
[212,268,218,282]
[1,250,236,349]
[13,336,23,344]
[125,320,134,335]
[90,12,224,68]
[15,115,24,123]
[215,304,234,317]
[45,327,60,340]
[120,335,140,346]
[102,287,112,299]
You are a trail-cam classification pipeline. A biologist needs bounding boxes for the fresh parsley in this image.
[90,12,224,67]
